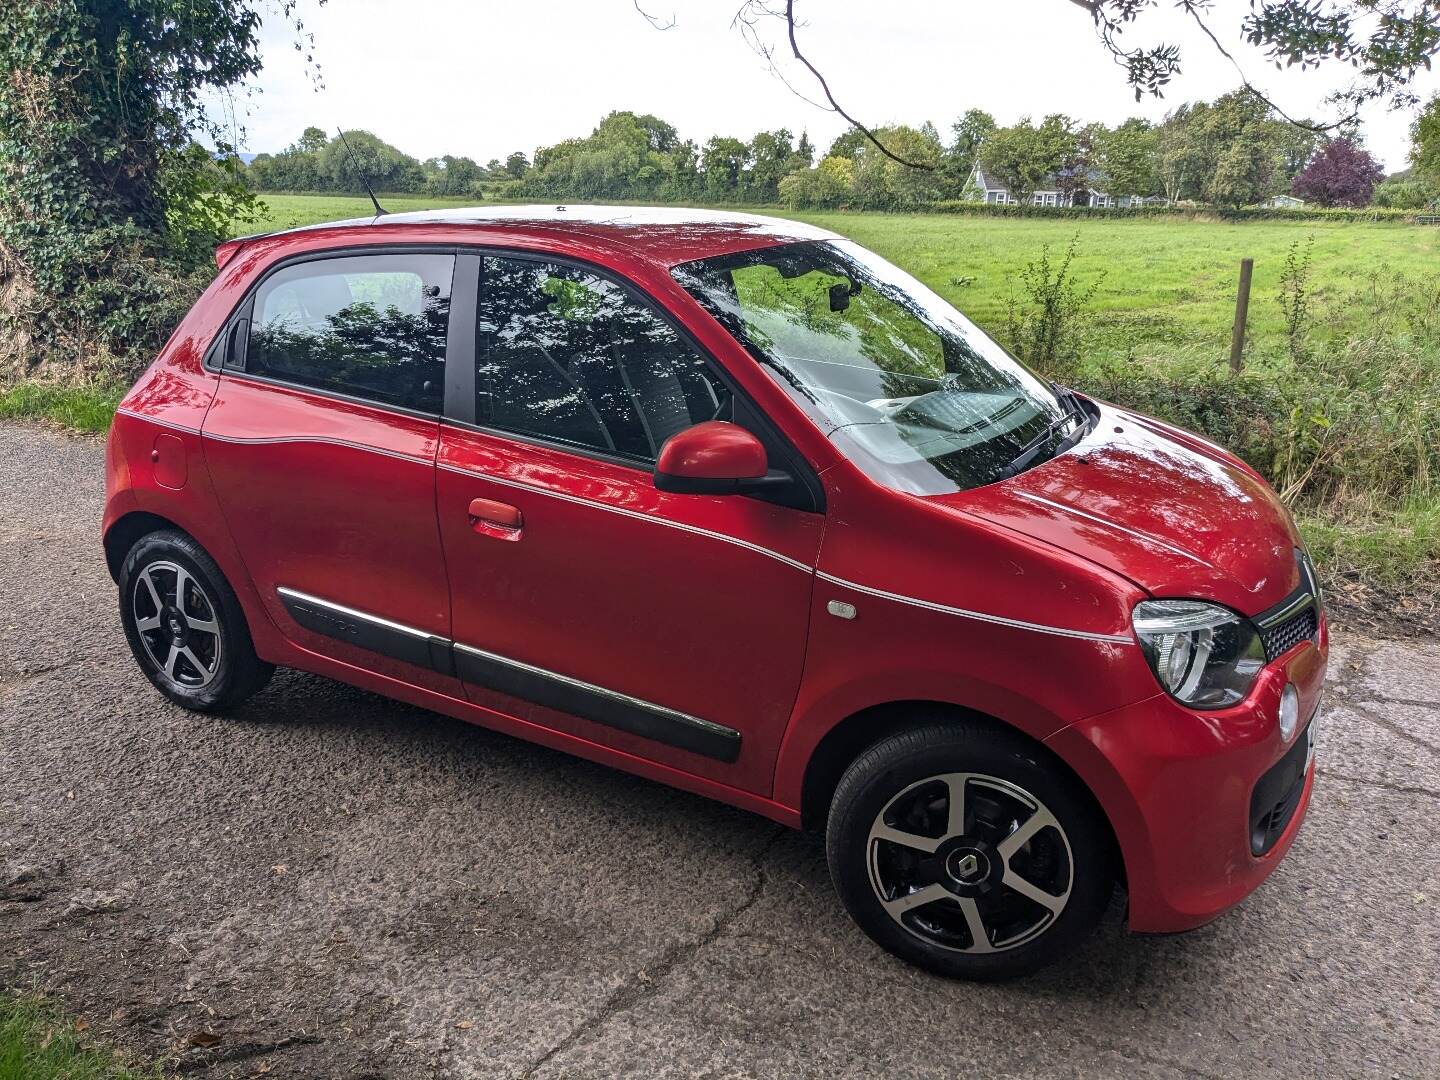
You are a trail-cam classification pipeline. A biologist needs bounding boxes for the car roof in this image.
[242,204,842,268]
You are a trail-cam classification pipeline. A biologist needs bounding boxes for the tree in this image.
[825,128,872,161]
[746,128,797,201]
[700,136,749,198]
[1096,118,1158,199]
[850,125,946,207]
[1056,121,1104,203]
[1152,89,1296,207]
[317,130,425,193]
[794,131,815,168]
[1207,140,1277,209]
[430,154,482,196]
[505,152,530,179]
[942,109,997,195]
[1373,173,1438,209]
[297,126,328,154]
[1155,106,1203,203]
[1413,95,1440,182]
[778,154,854,208]
[979,115,1075,204]
[1290,138,1384,207]
[0,0,284,377]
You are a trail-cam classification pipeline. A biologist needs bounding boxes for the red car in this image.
[104,206,1325,979]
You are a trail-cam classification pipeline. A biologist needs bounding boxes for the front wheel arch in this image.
[799,701,1123,887]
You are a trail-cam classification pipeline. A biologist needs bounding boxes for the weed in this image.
[1002,234,1106,378]
[1276,236,1315,362]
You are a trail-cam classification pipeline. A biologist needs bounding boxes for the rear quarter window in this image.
[248,252,455,413]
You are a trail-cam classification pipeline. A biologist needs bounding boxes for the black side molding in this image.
[276,587,741,763]
[455,644,742,763]
[279,588,440,671]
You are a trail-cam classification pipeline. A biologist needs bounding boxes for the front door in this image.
[203,250,461,695]
[436,254,823,793]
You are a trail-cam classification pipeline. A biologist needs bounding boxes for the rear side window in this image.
[247,253,455,413]
[476,256,729,461]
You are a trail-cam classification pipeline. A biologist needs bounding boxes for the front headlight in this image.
[1132,600,1266,709]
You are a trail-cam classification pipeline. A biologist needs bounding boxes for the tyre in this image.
[826,719,1114,980]
[118,529,273,712]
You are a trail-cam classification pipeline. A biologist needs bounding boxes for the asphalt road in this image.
[2,421,1438,1080]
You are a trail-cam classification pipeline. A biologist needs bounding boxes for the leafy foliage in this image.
[978,115,1079,205]
[1002,235,1105,377]
[0,0,289,380]
[1076,0,1440,124]
[1290,138,1385,207]
[1277,236,1316,361]
[1412,94,1440,182]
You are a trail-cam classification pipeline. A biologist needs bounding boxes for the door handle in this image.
[467,497,523,540]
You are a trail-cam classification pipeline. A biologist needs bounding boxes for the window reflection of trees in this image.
[675,242,1072,493]
[250,260,452,413]
[478,258,728,460]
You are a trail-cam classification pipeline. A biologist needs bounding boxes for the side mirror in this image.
[654,422,789,496]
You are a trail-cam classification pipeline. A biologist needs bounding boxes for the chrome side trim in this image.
[1011,491,1210,566]
[203,431,432,467]
[117,408,434,467]
[276,587,435,639]
[452,640,738,741]
[816,572,1134,644]
[436,461,815,573]
[114,408,202,435]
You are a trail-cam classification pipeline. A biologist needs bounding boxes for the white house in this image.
[1263,193,1305,209]
[969,165,1167,209]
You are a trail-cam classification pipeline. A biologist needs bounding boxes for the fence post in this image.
[1229,258,1254,373]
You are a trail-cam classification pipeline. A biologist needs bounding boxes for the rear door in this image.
[203,249,463,695]
[435,253,824,793]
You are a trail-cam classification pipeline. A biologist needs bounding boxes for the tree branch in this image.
[779,0,933,169]
[1178,1,1347,133]
[632,0,675,31]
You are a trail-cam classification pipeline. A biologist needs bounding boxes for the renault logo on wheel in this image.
[946,847,989,883]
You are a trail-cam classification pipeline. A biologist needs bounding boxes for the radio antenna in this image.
[336,128,388,217]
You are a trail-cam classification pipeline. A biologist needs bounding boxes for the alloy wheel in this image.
[866,772,1073,954]
[132,560,223,689]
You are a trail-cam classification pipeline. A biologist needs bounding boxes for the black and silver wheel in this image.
[827,721,1113,980]
[131,560,224,690]
[118,530,273,712]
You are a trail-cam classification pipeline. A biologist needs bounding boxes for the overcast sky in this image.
[223,0,1437,173]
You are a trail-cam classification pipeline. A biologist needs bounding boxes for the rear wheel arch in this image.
[798,701,1123,884]
[105,511,185,581]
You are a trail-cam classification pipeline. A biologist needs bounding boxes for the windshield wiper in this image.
[995,398,1090,480]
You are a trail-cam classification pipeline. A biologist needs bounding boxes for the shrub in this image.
[1003,235,1105,378]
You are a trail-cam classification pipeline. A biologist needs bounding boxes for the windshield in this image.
[672,239,1087,495]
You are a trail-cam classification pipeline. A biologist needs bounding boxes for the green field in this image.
[244,193,1439,367]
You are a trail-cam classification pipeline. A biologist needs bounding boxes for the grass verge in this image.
[0,991,163,1080]
[0,380,123,433]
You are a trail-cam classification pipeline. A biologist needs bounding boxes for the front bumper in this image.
[1045,624,1327,933]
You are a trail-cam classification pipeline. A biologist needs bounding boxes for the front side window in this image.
[248,253,454,413]
[476,257,730,461]
[673,240,1087,495]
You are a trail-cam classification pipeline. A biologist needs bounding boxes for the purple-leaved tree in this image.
[1290,138,1386,207]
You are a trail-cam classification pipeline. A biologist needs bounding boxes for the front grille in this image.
[1260,605,1318,661]
[1254,548,1322,661]
[1249,723,1314,856]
